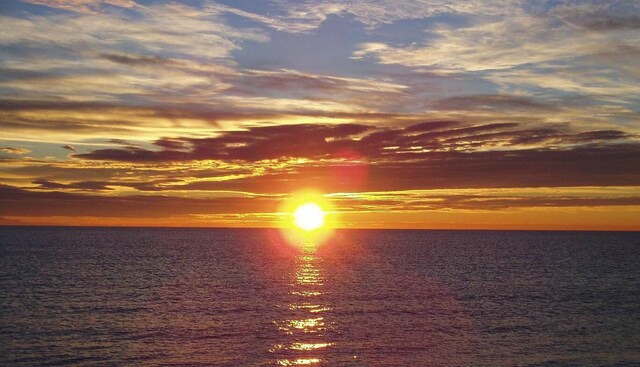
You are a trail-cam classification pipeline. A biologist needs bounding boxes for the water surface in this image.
[1,227,639,366]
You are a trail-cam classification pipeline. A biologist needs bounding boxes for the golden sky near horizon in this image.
[1,0,639,230]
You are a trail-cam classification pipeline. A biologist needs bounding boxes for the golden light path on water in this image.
[270,236,336,366]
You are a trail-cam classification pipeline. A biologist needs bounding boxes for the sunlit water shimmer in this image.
[1,227,639,366]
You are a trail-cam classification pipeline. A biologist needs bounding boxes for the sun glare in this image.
[293,203,326,231]
[279,191,335,248]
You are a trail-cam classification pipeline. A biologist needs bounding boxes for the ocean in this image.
[1,227,639,366]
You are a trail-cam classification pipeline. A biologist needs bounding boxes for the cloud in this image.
[238,0,514,33]
[353,18,620,71]
[351,2,640,68]
[1,3,267,58]
[228,69,407,105]
[0,64,409,141]
[156,144,640,193]
[97,52,236,75]
[32,178,113,191]
[0,3,267,109]
[23,0,137,14]
[433,95,554,111]
[74,121,634,162]
[99,53,170,67]
[550,1,640,31]
[350,1,640,108]
[344,2,640,134]
[75,123,375,162]
[0,100,275,141]
[1,147,30,155]
[4,1,637,145]
[0,184,279,217]
[65,121,640,192]
[2,184,639,222]
[0,0,636,230]
[332,191,640,212]
[0,155,255,193]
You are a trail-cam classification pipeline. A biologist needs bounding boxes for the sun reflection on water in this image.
[276,358,322,366]
[269,242,335,365]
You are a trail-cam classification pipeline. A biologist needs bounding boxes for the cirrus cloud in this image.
[23,0,137,14]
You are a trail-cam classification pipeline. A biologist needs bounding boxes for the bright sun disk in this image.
[293,202,326,231]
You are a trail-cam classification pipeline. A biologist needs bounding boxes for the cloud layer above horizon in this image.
[1,0,639,229]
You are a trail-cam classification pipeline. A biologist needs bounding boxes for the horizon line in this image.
[1,224,638,233]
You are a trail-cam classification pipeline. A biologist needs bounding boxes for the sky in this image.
[0,0,639,230]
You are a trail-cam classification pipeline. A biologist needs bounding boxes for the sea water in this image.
[1,227,639,366]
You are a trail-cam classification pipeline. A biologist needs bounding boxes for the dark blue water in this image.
[1,227,639,366]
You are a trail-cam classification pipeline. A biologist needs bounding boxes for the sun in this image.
[293,202,326,231]
[279,191,335,247]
